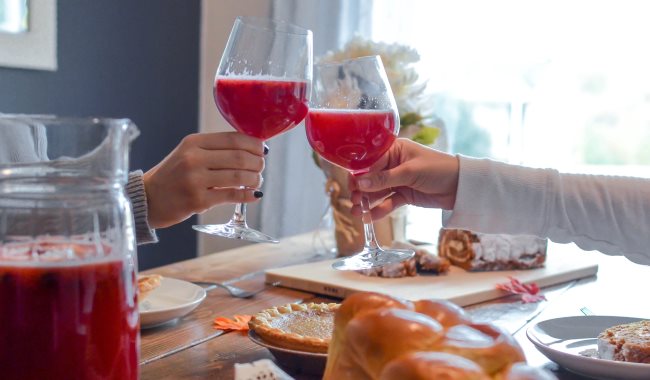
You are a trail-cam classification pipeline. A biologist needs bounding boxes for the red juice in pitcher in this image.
[0,242,138,380]
[306,109,397,173]
[214,76,309,140]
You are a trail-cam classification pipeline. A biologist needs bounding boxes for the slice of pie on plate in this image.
[249,302,340,353]
[138,274,162,300]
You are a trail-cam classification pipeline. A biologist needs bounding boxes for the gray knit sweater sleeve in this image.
[126,170,158,245]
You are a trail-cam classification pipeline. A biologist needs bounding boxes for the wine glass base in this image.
[192,224,279,244]
[331,248,415,271]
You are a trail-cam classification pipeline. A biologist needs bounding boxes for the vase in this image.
[317,157,406,257]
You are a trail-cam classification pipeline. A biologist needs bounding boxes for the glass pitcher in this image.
[0,115,140,380]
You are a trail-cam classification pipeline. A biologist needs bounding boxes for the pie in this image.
[137,274,162,300]
[597,320,650,363]
[249,302,340,353]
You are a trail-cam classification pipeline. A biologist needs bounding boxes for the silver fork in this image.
[580,306,594,316]
[191,280,280,298]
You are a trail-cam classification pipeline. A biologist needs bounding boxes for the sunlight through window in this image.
[371,0,650,177]
[0,0,28,34]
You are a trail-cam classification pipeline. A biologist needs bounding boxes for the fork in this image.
[191,280,280,298]
[580,306,594,316]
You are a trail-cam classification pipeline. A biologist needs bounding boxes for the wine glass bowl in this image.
[215,78,309,140]
[305,56,415,270]
[192,16,312,243]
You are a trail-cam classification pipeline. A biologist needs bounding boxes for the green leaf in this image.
[400,112,423,128]
[411,126,440,146]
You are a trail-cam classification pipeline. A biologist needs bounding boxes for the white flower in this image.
[319,37,440,145]
[320,37,424,113]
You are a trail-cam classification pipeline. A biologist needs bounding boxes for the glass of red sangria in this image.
[306,56,415,270]
[192,16,312,243]
[0,115,140,380]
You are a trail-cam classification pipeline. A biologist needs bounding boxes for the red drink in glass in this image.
[0,243,138,380]
[306,109,397,173]
[215,77,309,140]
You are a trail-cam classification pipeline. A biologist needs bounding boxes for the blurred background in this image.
[1,0,648,269]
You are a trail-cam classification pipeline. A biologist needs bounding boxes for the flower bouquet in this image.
[314,37,442,257]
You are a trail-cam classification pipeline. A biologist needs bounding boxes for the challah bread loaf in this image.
[323,291,554,380]
[413,299,472,327]
[494,363,558,380]
[437,323,525,375]
[324,292,413,380]
[379,351,490,380]
[345,308,446,379]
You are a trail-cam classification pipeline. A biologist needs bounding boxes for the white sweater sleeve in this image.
[443,156,650,265]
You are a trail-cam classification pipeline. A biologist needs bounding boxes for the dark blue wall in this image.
[0,0,201,270]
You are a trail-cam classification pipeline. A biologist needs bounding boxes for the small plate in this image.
[248,330,327,375]
[139,277,206,329]
[527,315,650,380]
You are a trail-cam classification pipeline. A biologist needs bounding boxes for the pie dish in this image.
[249,302,340,353]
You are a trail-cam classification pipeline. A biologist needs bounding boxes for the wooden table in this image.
[139,232,650,379]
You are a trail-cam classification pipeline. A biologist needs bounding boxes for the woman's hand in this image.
[350,138,460,220]
[143,132,265,228]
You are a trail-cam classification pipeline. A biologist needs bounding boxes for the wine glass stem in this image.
[360,193,381,259]
[230,202,247,227]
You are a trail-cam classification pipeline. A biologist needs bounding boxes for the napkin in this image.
[234,359,294,380]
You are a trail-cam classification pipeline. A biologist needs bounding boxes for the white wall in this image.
[198,0,273,255]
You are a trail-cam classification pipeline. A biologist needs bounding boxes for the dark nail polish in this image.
[254,190,264,198]
[263,144,269,155]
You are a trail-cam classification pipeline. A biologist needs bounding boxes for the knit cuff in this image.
[127,170,158,245]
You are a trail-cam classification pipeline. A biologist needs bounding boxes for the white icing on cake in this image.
[597,337,616,360]
[471,234,546,263]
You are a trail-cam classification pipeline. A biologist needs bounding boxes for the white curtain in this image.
[259,0,373,238]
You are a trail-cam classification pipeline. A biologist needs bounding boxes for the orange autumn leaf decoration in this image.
[213,315,252,332]
[496,276,546,303]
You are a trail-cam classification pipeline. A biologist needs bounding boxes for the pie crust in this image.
[138,274,162,300]
[249,302,340,353]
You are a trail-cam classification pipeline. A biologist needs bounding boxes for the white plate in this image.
[139,277,206,329]
[527,315,650,380]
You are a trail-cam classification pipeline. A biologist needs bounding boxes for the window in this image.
[0,0,56,71]
[0,0,28,34]
[371,0,650,177]
[370,0,650,243]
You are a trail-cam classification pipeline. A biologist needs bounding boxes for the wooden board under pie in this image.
[265,243,599,307]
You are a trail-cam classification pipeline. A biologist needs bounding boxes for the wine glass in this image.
[192,16,312,243]
[305,55,415,270]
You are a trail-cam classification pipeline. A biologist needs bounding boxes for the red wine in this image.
[306,109,397,173]
[215,76,309,140]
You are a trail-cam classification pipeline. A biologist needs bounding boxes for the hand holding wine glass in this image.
[144,131,265,229]
[305,55,415,270]
[348,138,461,220]
[193,16,312,243]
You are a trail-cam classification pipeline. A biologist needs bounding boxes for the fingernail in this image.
[358,179,371,189]
[263,144,269,155]
[254,190,264,198]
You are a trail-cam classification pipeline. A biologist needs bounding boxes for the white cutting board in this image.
[266,243,599,307]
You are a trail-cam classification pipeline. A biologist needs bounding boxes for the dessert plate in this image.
[139,277,206,329]
[527,315,650,380]
[248,330,327,375]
